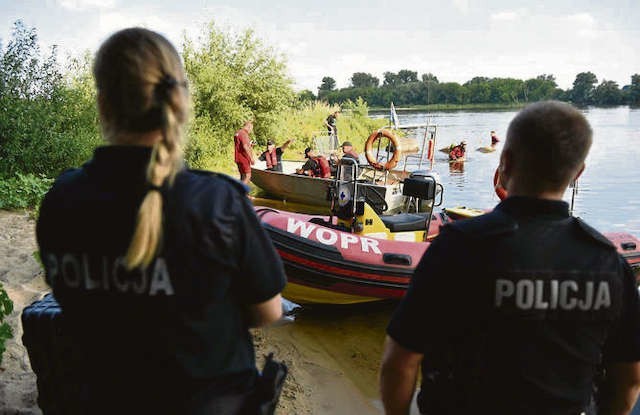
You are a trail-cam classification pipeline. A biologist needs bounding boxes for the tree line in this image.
[3,19,640,182]
[0,20,378,183]
[0,20,298,179]
[304,70,640,108]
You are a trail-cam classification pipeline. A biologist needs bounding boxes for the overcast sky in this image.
[1,0,639,93]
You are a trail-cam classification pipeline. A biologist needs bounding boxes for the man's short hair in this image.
[505,101,592,193]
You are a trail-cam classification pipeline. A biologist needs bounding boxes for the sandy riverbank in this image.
[0,210,413,414]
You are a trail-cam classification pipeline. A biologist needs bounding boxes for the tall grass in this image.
[195,100,388,176]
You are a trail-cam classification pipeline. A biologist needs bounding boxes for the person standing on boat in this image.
[325,110,340,136]
[341,141,359,163]
[36,28,286,414]
[325,110,340,149]
[491,130,500,146]
[380,101,640,415]
[259,138,293,172]
[234,120,255,184]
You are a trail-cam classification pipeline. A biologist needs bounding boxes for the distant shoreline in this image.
[370,103,636,112]
[370,103,525,112]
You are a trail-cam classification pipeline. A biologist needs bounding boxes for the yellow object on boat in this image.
[283,282,382,304]
[444,206,487,219]
[250,196,331,215]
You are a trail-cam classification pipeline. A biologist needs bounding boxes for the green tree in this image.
[397,69,418,84]
[182,22,294,169]
[350,72,379,88]
[318,76,336,101]
[463,77,491,103]
[318,76,336,93]
[434,82,464,105]
[383,71,400,87]
[421,73,439,83]
[0,20,100,178]
[489,78,524,104]
[524,75,558,102]
[297,89,316,104]
[570,71,598,105]
[593,80,622,105]
[627,74,640,106]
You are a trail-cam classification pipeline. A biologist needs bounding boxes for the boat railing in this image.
[313,132,339,156]
[400,124,437,174]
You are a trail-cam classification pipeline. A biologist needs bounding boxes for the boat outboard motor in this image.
[331,158,366,230]
[402,171,443,238]
[403,171,442,212]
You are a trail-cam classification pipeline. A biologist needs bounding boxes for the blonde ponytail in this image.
[125,142,170,268]
[125,83,185,270]
[93,28,188,270]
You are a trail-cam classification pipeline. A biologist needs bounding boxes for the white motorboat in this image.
[251,160,410,214]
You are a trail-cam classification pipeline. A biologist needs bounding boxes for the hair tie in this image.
[147,183,163,193]
[155,74,178,102]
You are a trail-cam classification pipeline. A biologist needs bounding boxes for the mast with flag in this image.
[389,102,400,130]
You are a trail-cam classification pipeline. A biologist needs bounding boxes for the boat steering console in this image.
[330,158,443,236]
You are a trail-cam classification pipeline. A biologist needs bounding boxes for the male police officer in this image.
[380,101,640,415]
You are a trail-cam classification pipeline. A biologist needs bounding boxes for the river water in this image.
[275,106,640,414]
[391,106,640,236]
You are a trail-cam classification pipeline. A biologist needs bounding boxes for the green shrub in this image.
[0,283,13,367]
[183,22,296,172]
[275,100,386,154]
[0,21,100,179]
[0,173,53,210]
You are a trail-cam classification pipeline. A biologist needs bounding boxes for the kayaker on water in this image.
[491,130,500,145]
[448,140,466,161]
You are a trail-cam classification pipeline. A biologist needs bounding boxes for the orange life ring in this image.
[365,129,401,171]
[493,167,508,200]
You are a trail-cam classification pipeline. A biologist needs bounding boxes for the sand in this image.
[0,210,404,414]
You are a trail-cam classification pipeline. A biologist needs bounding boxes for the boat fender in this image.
[365,129,401,171]
[426,138,435,161]
[573,218,615,249]
[493,167,507,201]
[445,209,518,238]
[337,184,352,207]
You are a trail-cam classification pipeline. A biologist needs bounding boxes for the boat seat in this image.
[381,212,432,233]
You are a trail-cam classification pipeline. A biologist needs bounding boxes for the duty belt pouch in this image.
[417,370,458,415]
[252,352,288,415]
[21,293,87,414]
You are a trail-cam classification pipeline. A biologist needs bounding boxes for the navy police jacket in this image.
[388,196,640,415]
[36,146,286,413]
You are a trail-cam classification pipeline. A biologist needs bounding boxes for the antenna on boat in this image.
[569,178,578,216]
